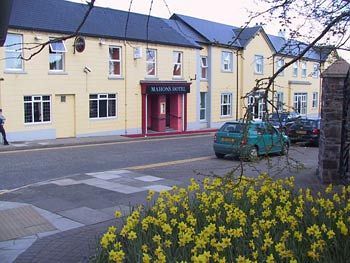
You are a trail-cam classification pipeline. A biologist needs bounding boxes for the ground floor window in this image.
[89,94,117,119]
[221,93,232,117]
[294,92,307,115]
[312,92,318,108]
[248,92,266,119]
[24,95,51,123]
[200,92,207,121]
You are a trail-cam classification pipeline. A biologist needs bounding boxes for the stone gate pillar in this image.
[318,59,350,184]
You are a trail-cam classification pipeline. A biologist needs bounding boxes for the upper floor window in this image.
[276,58,285,76]
[109,46,122,77]
[173,51,183,77]
[301,61,307,78]
[221,51,233,72]
[201,56,208,79]
[24,95,51,123]
[221,93,232,117]
[293,62,298,77]
[89,94,117,119]
[146,49,157,77]
[312,63,319,78]
[49,39,67,71]
[255,55,264,74]
[4,33,23,71]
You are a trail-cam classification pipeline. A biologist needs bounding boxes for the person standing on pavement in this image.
[0,109,9,145]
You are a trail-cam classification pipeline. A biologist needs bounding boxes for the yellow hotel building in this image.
[0,0,332,142]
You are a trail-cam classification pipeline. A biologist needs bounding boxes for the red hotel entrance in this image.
[140,81,191,135]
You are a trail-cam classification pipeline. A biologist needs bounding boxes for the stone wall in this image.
[318,59,350,184]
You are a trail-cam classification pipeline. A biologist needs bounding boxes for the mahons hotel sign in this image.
[146,85,190,95]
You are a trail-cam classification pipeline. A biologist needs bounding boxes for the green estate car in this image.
[213,121,290,160]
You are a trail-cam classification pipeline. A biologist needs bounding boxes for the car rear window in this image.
[220,123,244,133]
[295,119,319,128]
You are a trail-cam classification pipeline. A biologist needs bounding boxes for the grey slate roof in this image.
[268,34,324,61]
[171,14,242,48]
[8,0,201,49]
[171,14,329,62]
[170,14,269,49]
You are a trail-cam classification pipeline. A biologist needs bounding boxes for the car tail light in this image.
[312,128,320,135]
[214,133,217,142]
[241,138,247,145]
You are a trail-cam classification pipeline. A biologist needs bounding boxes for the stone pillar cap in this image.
[322,58,350,78]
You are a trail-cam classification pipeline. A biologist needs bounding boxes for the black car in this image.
[286,118,320,146]
[267,112,301,131]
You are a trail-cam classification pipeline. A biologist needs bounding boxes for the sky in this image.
[68,0,349,61]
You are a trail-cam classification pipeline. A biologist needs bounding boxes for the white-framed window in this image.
[146,48,156,77]
[220,93,232,117]
[292,61,298,77]
[109,46,122,77]
[173,51,183,77]
[255,55,264,74]
[312,63,319,78]
[276,58,285,76]
[301,61,307,78]
[221,51,233,72]
[312,92,319,108]
[200,92,207,121]
[294,93,307,115]
[200,56,208,79]
[276,92,284,112]
[49,39,67,71]
[248,93,266,120]
[24,95,51,123]
[4,33,23,71]
[89,94,117,119]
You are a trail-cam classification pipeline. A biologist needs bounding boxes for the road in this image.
[0,134,319,191]
[0,135,214,190]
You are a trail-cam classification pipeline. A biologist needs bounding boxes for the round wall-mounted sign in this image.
[74,36,85,53]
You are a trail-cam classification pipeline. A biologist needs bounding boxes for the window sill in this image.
[172,77,184,80]
[4,70,27,74]
[254,72,264,75]
[200,79,208,82]
[221,70,233,73]
[220,115,233,119]
[89,117,118,121]
[108,76,124,80]
[48,71,68,75]
[24,121,52,126]
[144,76,159,80]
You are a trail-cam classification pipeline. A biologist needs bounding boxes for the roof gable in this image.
[268,34,324,61]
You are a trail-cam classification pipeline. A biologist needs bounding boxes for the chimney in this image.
[278,28,286,39]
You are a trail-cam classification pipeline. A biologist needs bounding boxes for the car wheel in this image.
[248,147,259,161]
[215,152,225,159]
[280,143,289,155]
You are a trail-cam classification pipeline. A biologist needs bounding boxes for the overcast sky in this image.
[68,0,349,61]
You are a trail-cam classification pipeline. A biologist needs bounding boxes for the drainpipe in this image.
[124,40,128,135]
[272,54,275,114]
[236,50,239,120]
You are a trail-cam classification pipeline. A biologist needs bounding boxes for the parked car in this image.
[267,111,301,131]
[286,118,320,146]
[213,121,290,161]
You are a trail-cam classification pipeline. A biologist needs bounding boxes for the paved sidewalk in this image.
[1,169,184,262]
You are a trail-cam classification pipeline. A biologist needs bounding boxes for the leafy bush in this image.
[95,174,350,262]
